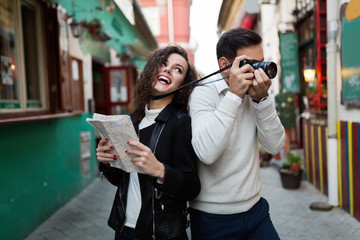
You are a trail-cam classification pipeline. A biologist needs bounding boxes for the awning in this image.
[52,0,158,69]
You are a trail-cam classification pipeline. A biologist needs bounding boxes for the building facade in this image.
[0,0,157,239]
[138,0,194,63]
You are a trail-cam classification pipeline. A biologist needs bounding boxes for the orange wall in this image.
[173,0,190,43]
[139,0,191,44]
[138,0,193,65]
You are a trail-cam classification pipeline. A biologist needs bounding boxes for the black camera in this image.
[239,59,277,79]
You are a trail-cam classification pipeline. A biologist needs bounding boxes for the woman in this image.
[96,45,201,240]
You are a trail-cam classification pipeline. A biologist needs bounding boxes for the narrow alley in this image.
[25,162,360,240]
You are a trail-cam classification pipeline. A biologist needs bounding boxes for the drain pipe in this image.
[167,0,174,43]
[326,0,339,207]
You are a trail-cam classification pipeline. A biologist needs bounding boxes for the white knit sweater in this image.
[189,74,285,214]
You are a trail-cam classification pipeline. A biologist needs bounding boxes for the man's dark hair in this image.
[216,28,262,62]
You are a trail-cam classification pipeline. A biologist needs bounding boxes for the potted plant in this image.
[279,151,303,189]
[274,91,296,130]
[259,144,272,167]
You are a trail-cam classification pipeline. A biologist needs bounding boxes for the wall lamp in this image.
[70,19,84,38]
[68,0,85,38]
[303,66,316,82]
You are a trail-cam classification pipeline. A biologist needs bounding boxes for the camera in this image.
[239,59,277,79]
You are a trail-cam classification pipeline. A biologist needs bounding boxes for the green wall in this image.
[0,114,97,240]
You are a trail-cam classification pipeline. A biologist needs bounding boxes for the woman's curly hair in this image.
[130,45,198,124]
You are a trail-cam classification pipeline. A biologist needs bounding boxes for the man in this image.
[188,28,285,239]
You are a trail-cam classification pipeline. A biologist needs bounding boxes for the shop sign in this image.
[340,1,360,106]
[280,32,300,93]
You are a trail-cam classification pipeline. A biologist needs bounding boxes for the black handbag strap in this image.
[148,122,165,154]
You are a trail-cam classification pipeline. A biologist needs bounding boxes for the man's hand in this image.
[228,56,254,98]
[248,68,271,101]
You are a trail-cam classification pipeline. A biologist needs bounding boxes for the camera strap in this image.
[151,64,232,100]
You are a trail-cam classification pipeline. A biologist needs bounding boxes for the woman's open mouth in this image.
[157,75,172,85]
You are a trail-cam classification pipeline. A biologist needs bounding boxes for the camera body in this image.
[239,59,277,79]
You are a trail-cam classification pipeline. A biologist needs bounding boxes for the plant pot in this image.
[279,168,302,189]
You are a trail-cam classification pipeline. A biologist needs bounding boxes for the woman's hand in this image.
[96,137,117,165]
[127,140,165,181]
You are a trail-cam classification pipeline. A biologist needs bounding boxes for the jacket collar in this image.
[155,102,178,123]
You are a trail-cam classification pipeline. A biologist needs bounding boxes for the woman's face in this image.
[152,53,188,96]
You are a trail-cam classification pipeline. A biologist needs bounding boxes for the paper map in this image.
[86,113,144,173]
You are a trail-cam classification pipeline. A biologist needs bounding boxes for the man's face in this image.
[221,44,264,84]
[236,44,264,62]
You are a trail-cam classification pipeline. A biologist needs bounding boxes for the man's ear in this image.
[218,57,230,71]
[218,57,231,82]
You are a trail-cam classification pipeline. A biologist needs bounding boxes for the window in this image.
[0,0,85,122]
[94,66,131,115]
[298,12,316,96]
[0,0,19,109]
[22,0,43,108]
[0,0,47,113]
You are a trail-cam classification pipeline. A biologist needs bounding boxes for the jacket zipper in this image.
[119,184,126,233]
[151,124,165,239]
[152,187,156,240]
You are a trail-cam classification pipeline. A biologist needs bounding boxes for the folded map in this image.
[86,113,143,173]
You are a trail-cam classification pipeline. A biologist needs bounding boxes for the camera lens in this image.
[264,62,277,79]
[252,61,277,79]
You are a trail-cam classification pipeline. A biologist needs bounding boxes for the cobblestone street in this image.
[25,163,360,240]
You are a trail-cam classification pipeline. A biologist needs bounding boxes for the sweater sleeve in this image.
[189,85,242,165]
[253,96,285,154]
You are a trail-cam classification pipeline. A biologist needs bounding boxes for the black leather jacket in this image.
[99,103,201,239]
